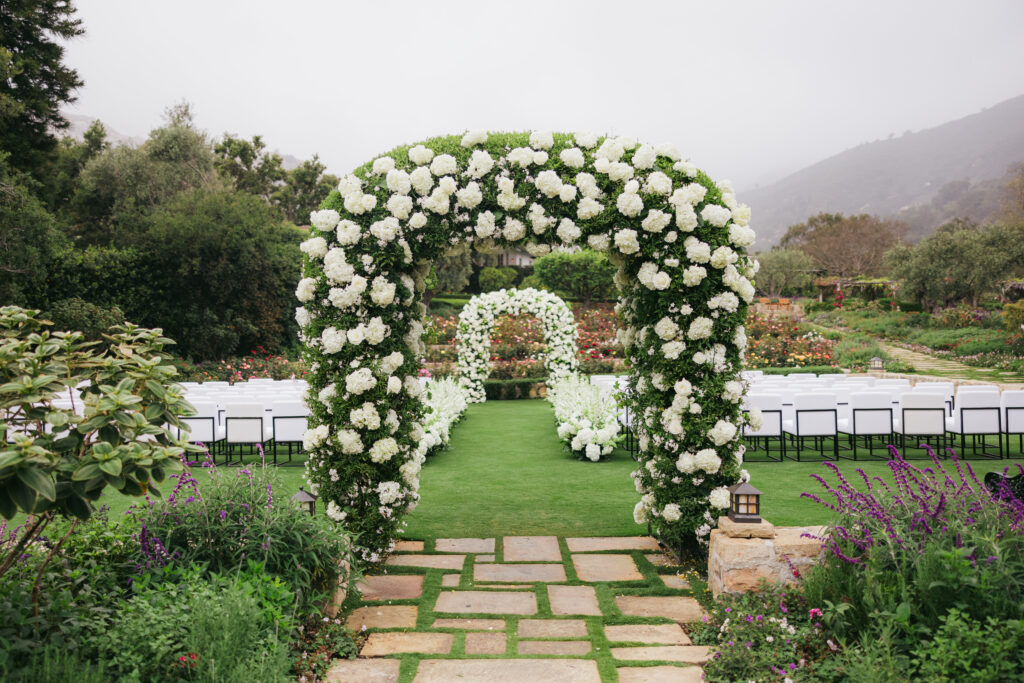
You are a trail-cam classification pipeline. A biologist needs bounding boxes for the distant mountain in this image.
[743,94,1024,246]
[64,113,145,147]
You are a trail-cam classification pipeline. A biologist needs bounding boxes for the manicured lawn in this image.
[404,399,1024,537]
[403,399,647,539]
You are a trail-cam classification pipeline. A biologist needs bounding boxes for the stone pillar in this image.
[707,517,826,598]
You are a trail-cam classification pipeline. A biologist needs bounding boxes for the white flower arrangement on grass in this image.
[455,288,578,403]
[547,375,622,461]
[420,377,469,455]
[299,130,756,561]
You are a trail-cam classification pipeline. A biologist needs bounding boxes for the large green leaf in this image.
[7,478,37,513]
[63,493,92,520]
[16,467,56,502]
[0,488,17,519]
[98,459,122,477]
[72,462,102,481]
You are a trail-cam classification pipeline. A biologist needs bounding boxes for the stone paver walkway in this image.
[329,535,708,682]
[882,343,1024,387]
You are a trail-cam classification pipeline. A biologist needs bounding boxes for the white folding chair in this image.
[784,392,839,460]
[270,400,310,464]
[898,393,949,456]
[743,393,785,460]
[1001,390,1024,456]
[949,391,1003,458]
[177,401,225,455]
[845,392,895,459]
[224,402,272,463]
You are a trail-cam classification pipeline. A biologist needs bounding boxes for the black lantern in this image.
[291,487,318,516]
[869,356,884,372]
[728,482,762,523]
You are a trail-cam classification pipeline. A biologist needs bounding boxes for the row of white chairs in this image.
[589,373,1020,460]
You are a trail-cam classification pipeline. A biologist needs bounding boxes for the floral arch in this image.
[295,131,758,563]
[455,287,578,403]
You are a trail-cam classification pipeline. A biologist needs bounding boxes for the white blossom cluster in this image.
[420,377,469,454]
[547,375,622,461]
[299,129,756,559]
[455,288,579,403]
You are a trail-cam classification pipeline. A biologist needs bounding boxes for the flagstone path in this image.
[327,535,708,682]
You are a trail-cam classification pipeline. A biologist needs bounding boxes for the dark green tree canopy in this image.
[0,0,83,179]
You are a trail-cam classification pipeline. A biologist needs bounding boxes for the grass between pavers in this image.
[351,537,704,683]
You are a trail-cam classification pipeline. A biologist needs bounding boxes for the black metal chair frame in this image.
[742,408,785,461]
[950,406,1003,459]
[899,407,950,457]
[181,416,222,457]
[224,415,269,464]
[786,408,840,461]
[1005,406,1024,457]
[844,407,894,460]
[271,415,308,465]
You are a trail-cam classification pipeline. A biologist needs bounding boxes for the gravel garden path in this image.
[327,535,706,682]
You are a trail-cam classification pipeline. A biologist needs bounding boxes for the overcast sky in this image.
[63,0,1024,190]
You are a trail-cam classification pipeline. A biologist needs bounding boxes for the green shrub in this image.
[483,378,544,400]
[802,300,833,315]
[911,610,1024,682]
[899,301,924,313]
[43,297,126,342]
[1004,301,1024,333]
[92,565,294,682]
[5,647,111,683]
[533,250,615,303]
[478,266,518,292]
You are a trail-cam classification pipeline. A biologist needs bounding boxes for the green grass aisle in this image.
[402,400,647,539]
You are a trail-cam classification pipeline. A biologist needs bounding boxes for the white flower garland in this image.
[298,130,755,560]
[547,375,622,461]
[455,288,578,403]
[421,377,468,454]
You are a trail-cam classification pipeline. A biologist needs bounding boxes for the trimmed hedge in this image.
[483,378,546,400]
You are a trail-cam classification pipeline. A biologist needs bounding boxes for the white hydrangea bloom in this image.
[559,147,585,168]
[632,144,657,169]
[346,367,377,395]
[387,194,414,220]
[369,437,400,463]
[466,149,494,178]
[529,130,554,150]
[687,316,714,340]
[310,209,340,230]
[641,210,671,233]
[587,233,610,251]
[614,229,640,254]
[461,129,488,147]
[300,236,328,260]
[429,154,457,176]
[555,218,581,244]
[371,156,395,175]
[408,144,434,165]
[617,192,644,217]
[709,486,731,509]
[701,204,732,227]
[295,277,316,302]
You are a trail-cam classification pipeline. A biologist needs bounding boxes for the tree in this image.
[37,119,108,213]
[71,104,220,243]
[272,156,338,224]
[781,212,904,278]
[1001,163,1024,225]
[213,133,285,202]
[884,219,1023,309]
[0,153,66,304]
[753,248,816,298]
[478,266,518,292]
[139,188,303,360]
[425,248,474,301]
[533,250,616,303]
[0,0,83,180]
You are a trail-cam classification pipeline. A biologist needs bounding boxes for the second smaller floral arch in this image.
[455,287,578,402]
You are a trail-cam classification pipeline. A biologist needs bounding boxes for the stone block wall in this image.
[707,518,827,597]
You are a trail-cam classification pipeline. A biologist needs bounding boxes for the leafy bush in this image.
[0,306,193,579]
[483,378,546,400]
[127,461,352,608]
[533,249,616,303]
[1004,301,1024,333]
[43,297,125,342]
[478,266,518,292]
[91,564,294,682]
[911,609,1024,682]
